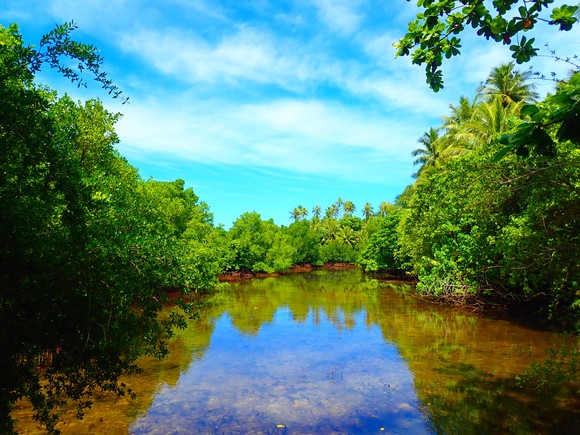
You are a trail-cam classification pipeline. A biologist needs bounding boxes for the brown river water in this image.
[13,269,579,434]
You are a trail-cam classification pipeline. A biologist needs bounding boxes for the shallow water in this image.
[13,269,579,433]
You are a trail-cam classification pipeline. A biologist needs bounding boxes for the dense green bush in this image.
[397,72,580,325]
[0,24,222,432]
[358,213,409,272]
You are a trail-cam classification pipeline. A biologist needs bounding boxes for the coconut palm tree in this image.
[476,62,539,106]
[290,205,308,222]
[311,205,321,221]
[325,205,338,219]
[436,95,480,157]
[441,96,477,140]
[333,198,344,217]
[362,202,374,222]
[343,200,356,217]
[378,201,398,217]
[336,226,360,248]
[321,218,340,243]
[411,127,443,178]
[395,187,414,208]
[459,95,524,146]
[444,96,477,126]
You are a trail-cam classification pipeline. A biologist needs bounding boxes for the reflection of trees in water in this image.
[191,270,579,433]
[210,270,382,334]
[12,308,217,433]
[15,270,578,433]
[373,293,580,434]
[212,269,579,434]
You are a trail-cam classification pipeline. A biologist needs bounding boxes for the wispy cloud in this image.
[115,95,416,183]
[119,26,306,87]
[312,0,365,35]
[238,99,399,150]
[118,23,447,116]
[32,0,433,190]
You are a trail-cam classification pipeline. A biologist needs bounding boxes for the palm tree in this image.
[476,62,539,106]
[460,95,523,146]
[333,198,344,218]
[312,205,321,221]
[343,200,356,217]
[378,201,399,217]
[325,205,338,219]
[411,127,442,178]
[395,187,414,208]
[362,202,374,222]
[437,95,480,155]
[321,218,340,243]
[336,226,360,248]
[444,96,477,125]
[290,205,308,222]
[441,96,477,139]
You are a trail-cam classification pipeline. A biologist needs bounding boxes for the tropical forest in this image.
[1,1,579,433]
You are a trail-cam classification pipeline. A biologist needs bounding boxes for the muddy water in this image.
[13,269,579,433]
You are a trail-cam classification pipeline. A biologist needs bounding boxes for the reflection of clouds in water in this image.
[130,308,430,434]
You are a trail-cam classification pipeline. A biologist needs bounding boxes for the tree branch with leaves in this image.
[394,0,579,91]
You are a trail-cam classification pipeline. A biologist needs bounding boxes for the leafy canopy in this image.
[0,23,220,433]
[395,1,579,91]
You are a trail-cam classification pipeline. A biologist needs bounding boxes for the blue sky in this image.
[3,1,579,227]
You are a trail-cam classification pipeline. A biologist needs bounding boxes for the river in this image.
[13,269,579,433]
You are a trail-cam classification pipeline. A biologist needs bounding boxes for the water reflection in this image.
[13,270,579,434]
[131,307,429,434]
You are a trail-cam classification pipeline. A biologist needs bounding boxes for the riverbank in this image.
[218,263,360,282]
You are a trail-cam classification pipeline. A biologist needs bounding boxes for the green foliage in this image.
[289,205,308,222]
[551,5,580,30]
[358,214,409,272]
[137,178,224,291]
[319,240,357,264]
[395,1,579,90]
[225,199,393,273]
[497,72,580,159]
[397,67,580,324]
[516,339,579,394]
[226,212,296,273]
[0,22,125,100]
[398,155,494,301]
[284,220,322,265]
[0,23,220,433]
[225,201,386,272]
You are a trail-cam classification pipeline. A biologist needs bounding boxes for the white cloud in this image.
[118,24,448,120]
[119,26,318,89]
[346,75,449,116]
[360,31,398,64]
[448,39,513,88]
[238,99,413,152]
[11,0,579,227]
[312,0,365,35]
[114,94,417,184]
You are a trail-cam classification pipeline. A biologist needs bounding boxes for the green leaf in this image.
[549,5,578,30]
[568,72,580,87]
[557,116,580,144]
[520,104,540,118]
[493,142,517,161]
[490,16,508,34]
[529,127,555,156]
